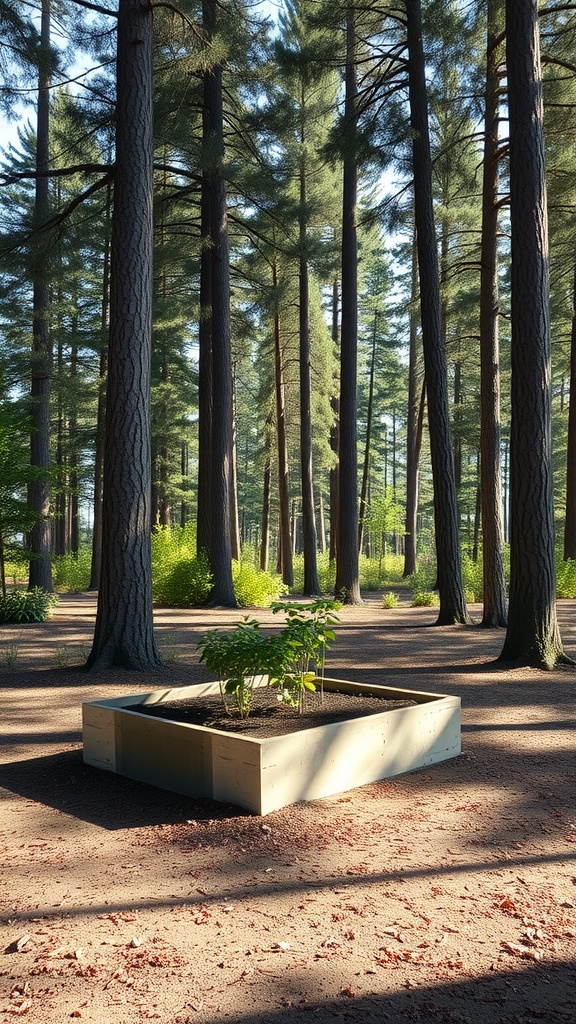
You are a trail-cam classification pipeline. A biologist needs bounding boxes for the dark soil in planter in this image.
[133,688,417,738]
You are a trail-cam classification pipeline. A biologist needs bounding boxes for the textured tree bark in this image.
[69,334,79,555]
[28,0,53,593]
[335,13,361,604]
[259,414,272,572]
[89,182,111,590]
[180,441,189,528]
[87,0,161,670]
[358,312,376,556]
[499,0,566,666]
[329,278,340,563]
[480,0,507,626]
[202,0,237,606]
[563,265,576,559]
[299,157,320,596]
[403,231,423,578]
[273,261,294,588]
[405,0,468,624]
[196,167,213,557]
[230,372,241,561]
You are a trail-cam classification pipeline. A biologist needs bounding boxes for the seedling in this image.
[197,600,340,718]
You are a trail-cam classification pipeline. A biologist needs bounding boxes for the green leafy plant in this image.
[1,642,19,667]
[556,558,576,598]
[411,591,439,608]
[52,550,92,593]
[461,555,484,603]
[151,525,212,606]
[409,561,437,597]
[232,560,287,607]
[197,618,290,718]
[151,526,286,609]
[153,550,213,607]
[55,647,71,668]
[0,587,58,624]
[381,591,399,609]
[271,599,341,712]
[197,599,341,718]
[158,636,180,663]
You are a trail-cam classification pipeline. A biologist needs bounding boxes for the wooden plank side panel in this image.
[82,703,117,771]
[116,713,213,798]
[257,697,461,815]
[211,733,263,815]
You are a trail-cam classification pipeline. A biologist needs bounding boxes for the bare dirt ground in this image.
[1,593,575,1024]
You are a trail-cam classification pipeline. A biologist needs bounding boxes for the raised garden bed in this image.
[82,677,461,815]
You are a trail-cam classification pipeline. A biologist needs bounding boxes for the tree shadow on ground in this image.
[0,748,241,829]
[192,961,576,1023]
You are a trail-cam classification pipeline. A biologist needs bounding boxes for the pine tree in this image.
[405,0,468,625]
[498,0,568,667]
[87,0,161,670]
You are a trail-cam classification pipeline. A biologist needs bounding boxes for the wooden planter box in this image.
[82,678,461,816]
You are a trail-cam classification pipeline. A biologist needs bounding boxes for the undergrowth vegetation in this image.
[13,535,576,611]
[0,587,58,623]
[556,558,576,599]
[52,550,92,592]
[151,526,286,607]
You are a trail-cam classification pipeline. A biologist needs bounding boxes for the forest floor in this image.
[1,593,575,1024]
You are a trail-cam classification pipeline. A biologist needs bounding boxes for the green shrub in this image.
[556,558,576,598]
[409,561,437,597]
[381,591,399,609]
[153,551,213,607]
[1,642,19,667]
[411,590,439,608]
[3,554,27,586]
[55,646,71,668]
[152,522,197,564]
[52,549,92,592]
[316,551,336,593]
[151,525,212,606]
[461,556,483,603]
[0,587,59,624]
[291,553,406,596]
[359,554,405,590]
[232,560,287,607]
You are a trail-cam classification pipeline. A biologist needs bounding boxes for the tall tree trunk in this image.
[480,0,507,626]
[69,331,79,555]
[273,260,294,587]
[403,230,423,578]
[358,309,377,555]
[563,264,576,559]
[196,168,213,557]
[54,329,66,557]
[87,0,161,670]
[260,414,272,572]
[405,0,468,624]
[318,491,326,553]
[329,278,339,562]
[0,519,6,599]
[89,182,111,590]
[28,0,53,593]
[453,354,462,499]
[335,13,361,604]
[180,441,189,528]
[230,369,241,560]
[299,147,320,596]
[202,0,237,606]
[499,0,566,666]
[472,469,481,564]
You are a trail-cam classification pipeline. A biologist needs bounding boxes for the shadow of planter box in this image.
[82,678,461,815]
